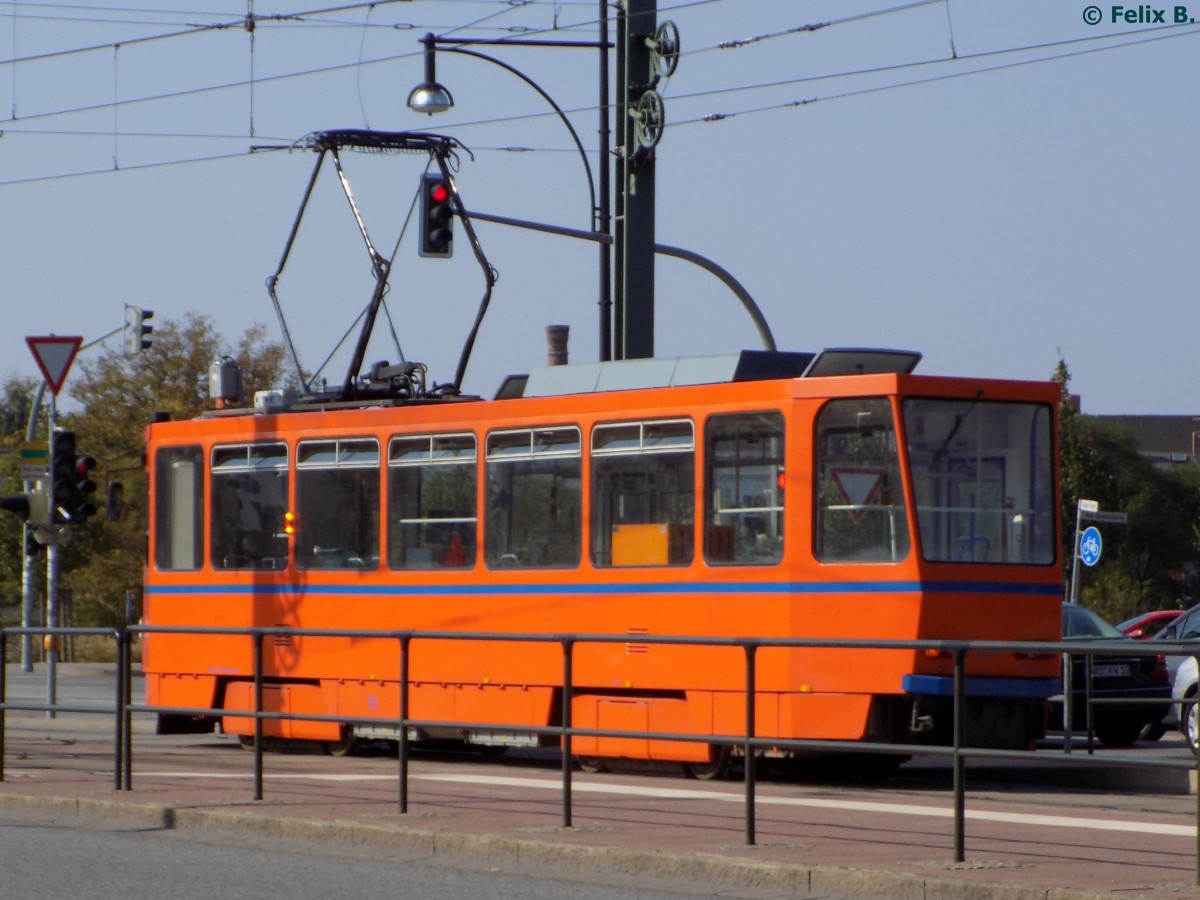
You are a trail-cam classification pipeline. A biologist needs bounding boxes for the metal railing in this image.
[1,624,1198,878]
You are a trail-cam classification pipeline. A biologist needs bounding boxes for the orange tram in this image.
[142,347,1063,772]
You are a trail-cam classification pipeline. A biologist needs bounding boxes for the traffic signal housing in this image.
[74,454,98,523]
[418,173,454,258]
[1,489,52,547]
[51,429,77,524]
[124,305,154,354]
[48,430,97,526]
[0,494,30,519]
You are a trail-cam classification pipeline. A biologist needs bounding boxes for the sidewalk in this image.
[0,718,1197,900]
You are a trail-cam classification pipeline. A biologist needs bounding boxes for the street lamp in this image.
[407,28,614,360]
[406,33,454,116]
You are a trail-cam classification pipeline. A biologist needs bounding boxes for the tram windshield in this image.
[903,398,1055,565]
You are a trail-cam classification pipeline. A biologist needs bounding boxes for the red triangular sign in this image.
[27,335,82,396]
[831,467,885,523]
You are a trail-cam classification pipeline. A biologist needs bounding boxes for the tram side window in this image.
[486,427,581,568]
[815,398,911,562]
[705,412,785,565]
[903,398,1055,564]
[211,443,289,570]
[295,439,380,570]
[154,445,203,571]
[591,420,694,567]
[388,433,477,570]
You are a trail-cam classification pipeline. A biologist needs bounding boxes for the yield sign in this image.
[27,335,82,395]
[831,467,885,523]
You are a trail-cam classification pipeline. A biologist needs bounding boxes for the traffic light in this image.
[74,454,98,523]
[0,494,30,519]
[1,489,51,541]
[51,429,77,524]
[418,173,453,258]
[124,305,154,354]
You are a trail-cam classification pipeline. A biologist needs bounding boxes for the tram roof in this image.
[510,348,922,400]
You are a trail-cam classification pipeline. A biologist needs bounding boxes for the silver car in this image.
[1151,604,1200,752]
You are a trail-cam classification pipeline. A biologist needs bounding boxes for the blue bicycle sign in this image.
[1079,526,1102,567]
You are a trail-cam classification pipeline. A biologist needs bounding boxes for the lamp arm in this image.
[440,46,598,229]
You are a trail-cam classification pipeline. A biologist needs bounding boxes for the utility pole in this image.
[614,0,661,360]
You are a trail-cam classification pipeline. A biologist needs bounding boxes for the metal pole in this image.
[45,395,58,720]
[598,0,612,361]
[561,637,574,829]
[618,0,657,360]
[1194,674,1199,886]
[21,380,45,672]
[122,617,133,791]
[1064,502,1085,751]
[1068,502,1084,606]
[113,626,126,791]
[953,648,966,862]
[253,633,264,801]
[398,634,410,814]
[744,643,757,846]
[0,632,7,782]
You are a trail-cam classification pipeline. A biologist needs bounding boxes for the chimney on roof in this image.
[546,324,569,367]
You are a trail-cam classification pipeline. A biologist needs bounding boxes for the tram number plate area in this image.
[1090,663,1132,678]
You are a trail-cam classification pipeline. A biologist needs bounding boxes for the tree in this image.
[0,375,44,628]
[47,313,289,627]
[1054,357,1200,622]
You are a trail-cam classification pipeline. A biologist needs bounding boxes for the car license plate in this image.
[1091,663,1131,678]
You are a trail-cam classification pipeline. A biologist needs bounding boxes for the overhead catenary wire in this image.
[0,2,1195,186]
[672,21,1200,128]
[0,0,584,128]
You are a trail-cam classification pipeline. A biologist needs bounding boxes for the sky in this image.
[0,0,1196,416]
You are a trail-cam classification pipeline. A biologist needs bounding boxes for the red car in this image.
[1117,610,1184,640]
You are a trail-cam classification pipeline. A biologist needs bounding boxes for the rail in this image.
[1,624,1198,880]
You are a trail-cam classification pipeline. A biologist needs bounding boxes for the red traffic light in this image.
[419,173,453,258]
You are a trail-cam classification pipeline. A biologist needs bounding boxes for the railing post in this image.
[123,626,134,791]
[744,641,757,846]
[561,637,575,829]
[113,627,125,791]
[398,633,410,814]
[1084,651,1095,755]
[253,631,264,802]
[122,591,134,791]
[1063,647,1074,754]
[0,631,7,783]
[1194,654,1199,887]
[953,646,966,863]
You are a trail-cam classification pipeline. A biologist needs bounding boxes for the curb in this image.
[0,792,1151,900]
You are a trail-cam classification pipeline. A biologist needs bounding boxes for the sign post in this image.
[1064,499,1129,751]
[1068,500,1128,606]
[25,335,82,718]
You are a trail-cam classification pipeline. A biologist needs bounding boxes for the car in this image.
[1150,602,1200,753]
[1171,656,1200,753]
[1053,603,1171,747]
[1148,602,1200,701]
[1117,609,1184,639]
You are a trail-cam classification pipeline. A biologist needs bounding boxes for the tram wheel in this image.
[576,756,606,774]
[684,745,731,781]
[324,727,357,757]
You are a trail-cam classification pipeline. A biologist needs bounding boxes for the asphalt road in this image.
[4,663,1200,900]
[1,811,826,900]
